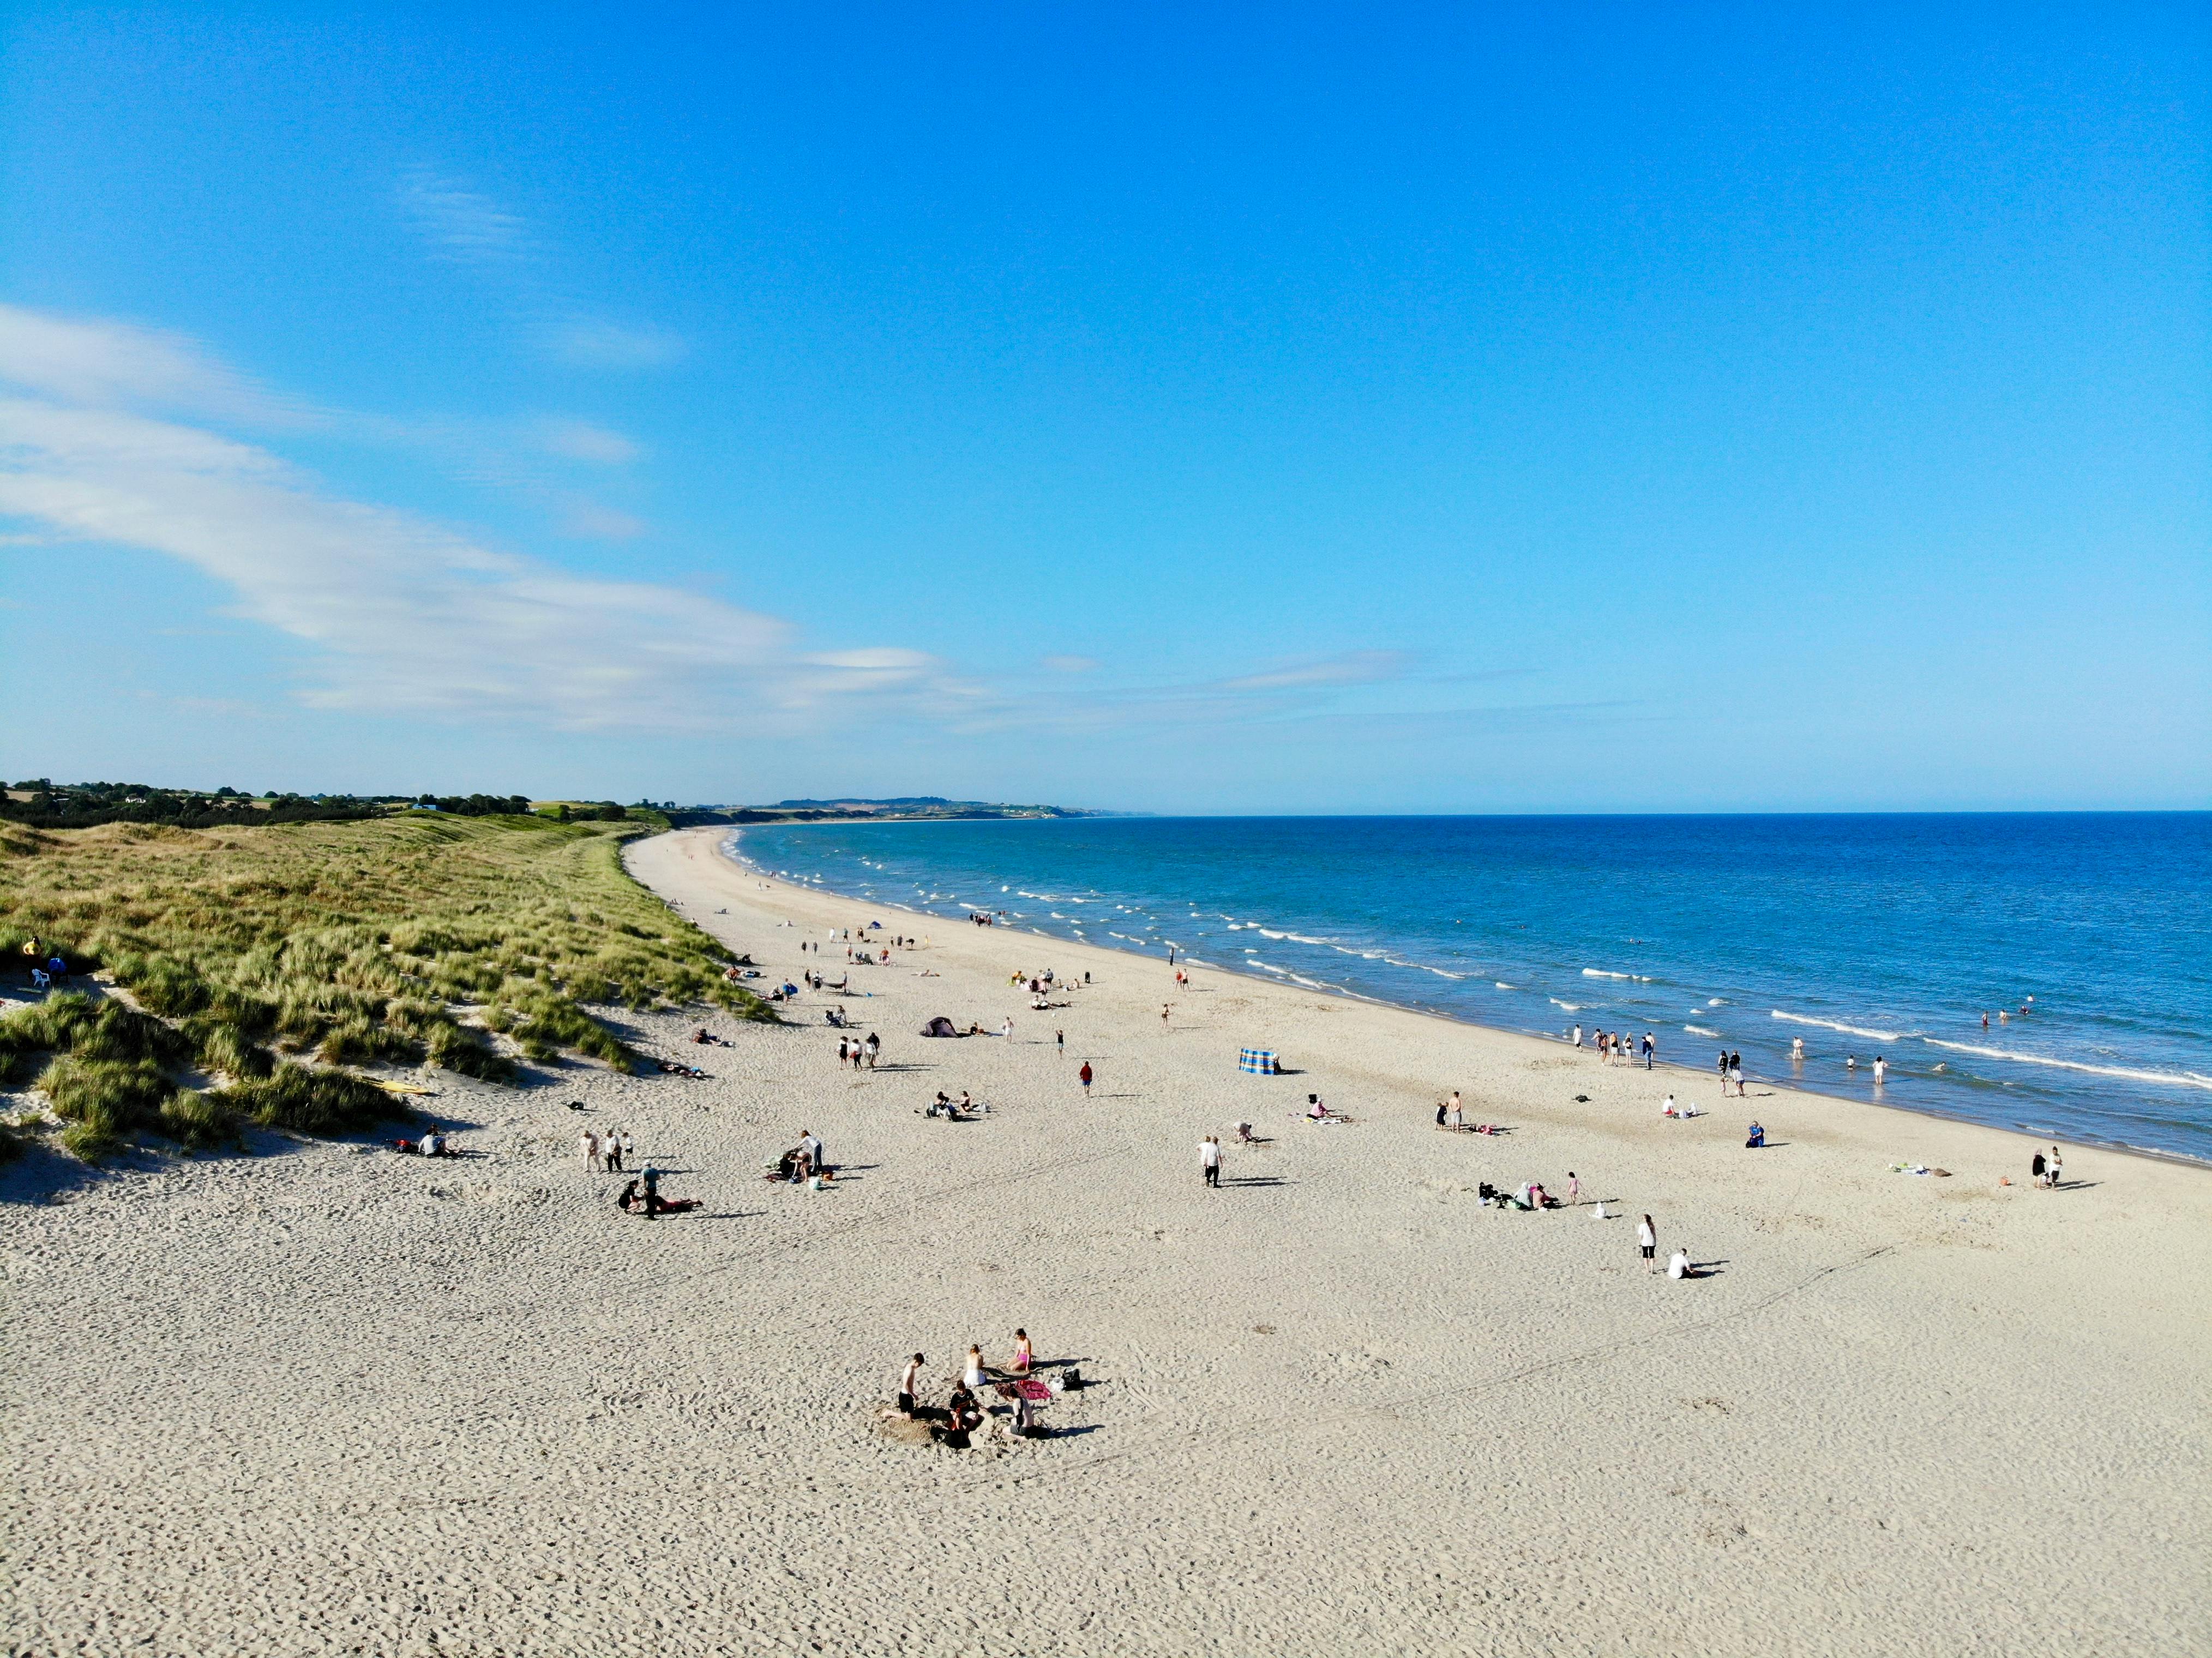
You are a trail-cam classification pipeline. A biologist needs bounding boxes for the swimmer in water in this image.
[1846,1055,1858,1070]
[1873,1056,1887,1083]
[1790,1037,1805,1061]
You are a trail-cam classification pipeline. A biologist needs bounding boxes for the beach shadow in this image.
[1048,1423,1105,1439]
[1222,1175,1289,1188]
[2053,1180,2101,1192]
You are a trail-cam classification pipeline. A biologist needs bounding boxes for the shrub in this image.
[223,1065,402,1134]
[185,1017,275,1081]
[426,1022,516,1082]
[41,1056,172,1151]
[317,1017,422,1067]
[71,1002,193,1067]
[0,991,96,1053]
[116,953,212,1018]
[158,1088,242,1151]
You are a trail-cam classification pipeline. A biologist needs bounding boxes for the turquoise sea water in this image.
[726,814,2212,1162]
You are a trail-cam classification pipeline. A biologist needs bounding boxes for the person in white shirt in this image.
[963,1345,985,1389]
[620,1132,635,1169]
[1199,1134,1222,1187]
[1668,1247,1691,1281]
[1572,1024,1583,1048]
[581,1130,599,1170]
[1638,1214,1658,1272]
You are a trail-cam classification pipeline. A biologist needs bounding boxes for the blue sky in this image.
[1,4,2205,812]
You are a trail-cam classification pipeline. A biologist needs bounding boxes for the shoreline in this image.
[9,825,2204,1656]
[719,828,2210,1170]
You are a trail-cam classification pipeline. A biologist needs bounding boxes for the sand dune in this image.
[4,826,2204,1656]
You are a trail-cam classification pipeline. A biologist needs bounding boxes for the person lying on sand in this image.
[617,1179,701,1217]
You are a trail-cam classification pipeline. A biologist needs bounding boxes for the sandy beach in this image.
[4,824,2207,1657]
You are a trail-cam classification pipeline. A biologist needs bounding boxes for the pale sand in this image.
[4,825,2207,1656]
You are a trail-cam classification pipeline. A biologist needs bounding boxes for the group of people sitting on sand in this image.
[393,1129,457,1157]
[891,1331,1063,1447]
[1661,1094,1705,1119]
[925,1090,986,1120]
[767,1128,832,1185]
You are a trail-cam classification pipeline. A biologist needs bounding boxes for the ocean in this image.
[724,813,2212,1162]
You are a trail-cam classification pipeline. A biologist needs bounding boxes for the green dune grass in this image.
[0,813,768,1160]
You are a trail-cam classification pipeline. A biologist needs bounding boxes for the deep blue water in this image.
[727,814,2212,1162]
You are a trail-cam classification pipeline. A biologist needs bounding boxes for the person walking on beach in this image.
[1567,1171,1580,1206]
[1727,1051,1744,1096]
[582,1128,600,1171]
[1717,1050,1728,1092]
[1079,1061,1093,1095]
[1200,1133,1222,1187]
[1572,1024,1583,1049]
[1643,1031,1655,1069]
[1056,1029,1065,1056]
[1638,1214,1658,1273]
[866,1032,881,1067]
[2047,1145,2064,1188]
[620,1131,635,1170]
[1162,1004,1172,1026]
[605,1132,624,1173]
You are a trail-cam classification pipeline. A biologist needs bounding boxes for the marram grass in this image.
[0,813,767,1160]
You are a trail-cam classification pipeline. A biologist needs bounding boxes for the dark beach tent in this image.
[920,1016,960,1037]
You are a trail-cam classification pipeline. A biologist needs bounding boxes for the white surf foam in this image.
[1495,982,1518,990]
[1581,969,1651,981]
[1685,1025,1721,1037]
[1770,1010,1908,1043]
[1919,1039,2212,1092]
[1550,999,1583,1013]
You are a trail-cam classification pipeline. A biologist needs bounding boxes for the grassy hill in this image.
[0,813,767,1160]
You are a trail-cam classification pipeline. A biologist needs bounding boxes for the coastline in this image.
[7,825,2205,1657]
[720,827,2209,1169]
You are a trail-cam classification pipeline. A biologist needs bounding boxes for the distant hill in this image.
[662,799,1122,827]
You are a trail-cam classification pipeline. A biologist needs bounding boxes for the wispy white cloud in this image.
[398,169,534,265]
[0,308,964,731]
[0,307,1442,747]
[538,419,641,465]
[555,498,647,540]
[552,321,687,369]
[0,304,311,425]
[1215,650,1409,694]
[396,170,686,371]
